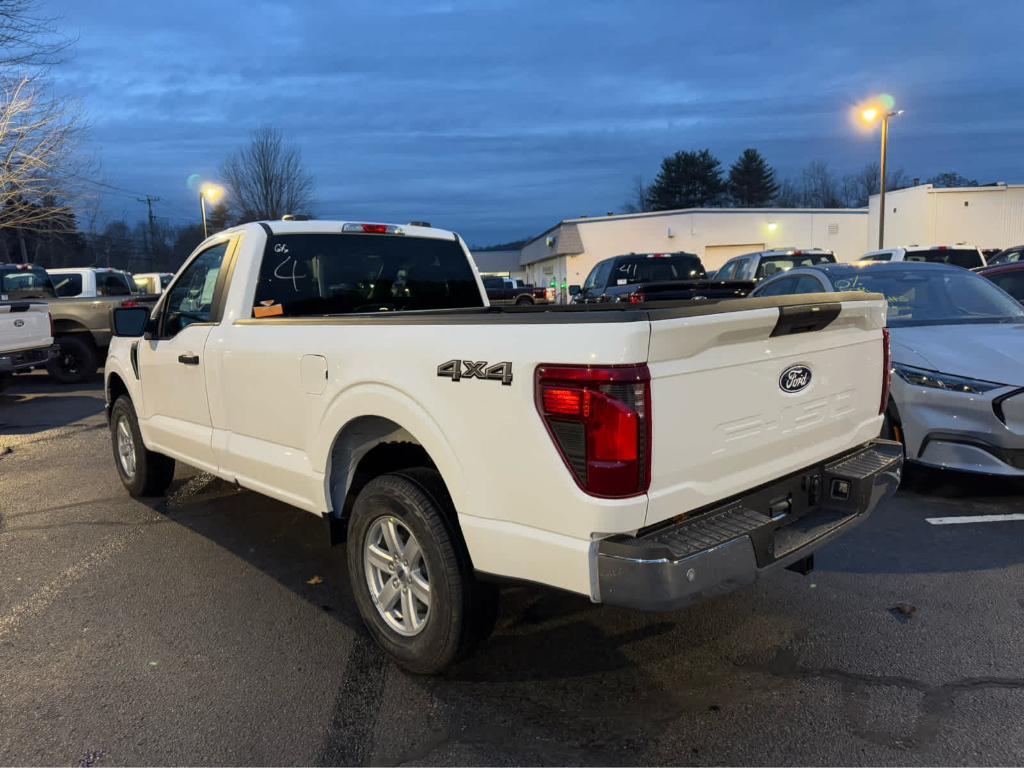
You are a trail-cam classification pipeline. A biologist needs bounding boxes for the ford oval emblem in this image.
[13,319,24,327]
[779,364,812,393]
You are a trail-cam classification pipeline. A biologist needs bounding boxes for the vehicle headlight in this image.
[893,364,1004,394]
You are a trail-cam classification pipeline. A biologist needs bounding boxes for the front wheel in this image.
[110,395,176,497]
[346,469,497,673]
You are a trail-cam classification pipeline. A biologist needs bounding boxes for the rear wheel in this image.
[47,335,97,384]
[110,395,175,497]
[514,296,533,306]
[346,468,497,673]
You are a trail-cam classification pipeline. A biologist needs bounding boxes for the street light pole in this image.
[199,183,225,239]
[862,106,903,249]
[200,193,209,239]
[878,112,888,249]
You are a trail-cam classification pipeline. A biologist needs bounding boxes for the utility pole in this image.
[137,195,160,270]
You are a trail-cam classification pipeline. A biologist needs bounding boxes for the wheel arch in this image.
[317,385,468,541]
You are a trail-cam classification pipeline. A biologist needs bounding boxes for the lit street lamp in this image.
[861,104,904,248]
[199,182,225,239]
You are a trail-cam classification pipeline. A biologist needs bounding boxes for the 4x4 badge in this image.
[437,359,513,386]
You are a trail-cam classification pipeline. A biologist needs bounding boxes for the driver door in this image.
[137,239,232,471]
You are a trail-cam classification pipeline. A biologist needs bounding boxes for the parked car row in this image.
[0,264,160,385]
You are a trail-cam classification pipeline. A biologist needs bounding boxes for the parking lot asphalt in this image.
[2,374,1024,767]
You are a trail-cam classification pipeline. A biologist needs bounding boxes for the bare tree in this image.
[220,126,314,222]
[799,161,843,208]
[621,175,649,213]
[0,76,82,233]
[0,0,73,70]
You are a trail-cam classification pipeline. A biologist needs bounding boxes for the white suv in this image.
[859,245,985,269]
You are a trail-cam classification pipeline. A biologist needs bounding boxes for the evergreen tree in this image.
[646,149,725,210]
[728,149,778,206]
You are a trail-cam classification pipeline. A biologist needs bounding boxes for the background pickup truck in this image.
[481,275,549,305]
[0,299,54,390]
[104,219,902,673]
[2,263,156,384]
[49,267,138,299]
[571,252,754,304]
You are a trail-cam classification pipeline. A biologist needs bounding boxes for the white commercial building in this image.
[868,183,1024,251]
[518,207,869,291]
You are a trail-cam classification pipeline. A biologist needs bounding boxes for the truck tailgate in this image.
[0,302,51,352]
[645,293,888,527]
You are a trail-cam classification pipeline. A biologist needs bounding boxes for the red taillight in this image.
[629,292,646,304]
[535,364,651,497]
[361,224,389,234]
[880,327,891,415]
[120,299,139,308]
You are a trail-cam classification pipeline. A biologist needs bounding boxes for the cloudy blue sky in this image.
[54,0,1024,244]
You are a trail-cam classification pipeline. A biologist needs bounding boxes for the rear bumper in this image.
[0,343,57,374]
[595,439,903,611]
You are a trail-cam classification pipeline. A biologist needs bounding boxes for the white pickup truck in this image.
[1,265,56,390]
[104,219,902,672]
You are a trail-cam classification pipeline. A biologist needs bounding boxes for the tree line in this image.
[625,147,979,213]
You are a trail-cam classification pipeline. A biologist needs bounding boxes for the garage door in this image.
[704,243,764,271]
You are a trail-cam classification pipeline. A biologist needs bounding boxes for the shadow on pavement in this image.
[0,374,104,435]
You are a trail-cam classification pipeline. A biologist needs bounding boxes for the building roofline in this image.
[521,206,868,251]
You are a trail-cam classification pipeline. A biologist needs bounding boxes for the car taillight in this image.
[120,299,139,308]
[535,364,651,497]
[341,223,403,235]
[880,327,891,415]
[629,292,646,304]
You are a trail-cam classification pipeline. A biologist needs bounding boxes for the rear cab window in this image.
[757,253,836,279]
[97,271,134,296]
[1,267,57,300]
[611,254,705,286]
[52,273,83,297]
[905,249,983,269]
[253,233,484,316]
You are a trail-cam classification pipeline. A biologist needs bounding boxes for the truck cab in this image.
[48,268,137,298]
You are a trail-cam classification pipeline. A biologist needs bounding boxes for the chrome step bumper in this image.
[596,439,903,611]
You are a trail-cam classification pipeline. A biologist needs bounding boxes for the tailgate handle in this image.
[177,353,200,366]
[771,303,841,337]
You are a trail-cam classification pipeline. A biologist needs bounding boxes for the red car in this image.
[977,261,1024,303]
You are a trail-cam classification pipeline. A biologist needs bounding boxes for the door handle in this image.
[177,353,200,365]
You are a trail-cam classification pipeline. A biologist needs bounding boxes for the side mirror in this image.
[111,306,153,338]
[568,284,581,296]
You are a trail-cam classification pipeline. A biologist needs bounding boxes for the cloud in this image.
[51,0,1024,242]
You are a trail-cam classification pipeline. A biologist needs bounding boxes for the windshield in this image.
[830,267,1024,327]
[1,268,57,299]
[611,255,705,285]
[253,233,484,315]
[904,248,983,269]
[758,253,835,279]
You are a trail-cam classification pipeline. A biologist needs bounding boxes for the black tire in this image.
[514,296,533,306]
[46,334,98,384]
[346,468,497,674]
[109,395,175,497]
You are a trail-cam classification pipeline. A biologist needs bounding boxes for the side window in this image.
[757,277,800,297]
[794,276,827,294]
[162,242,229,336]
[586,260,612,291]
[716,260,738,280]
[735,258,756,281]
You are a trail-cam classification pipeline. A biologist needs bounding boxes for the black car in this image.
[571,252,752,304]
[987,245,1024,266]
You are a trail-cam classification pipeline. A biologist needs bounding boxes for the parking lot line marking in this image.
[0,520,154,641]
[926,514,1024,526]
